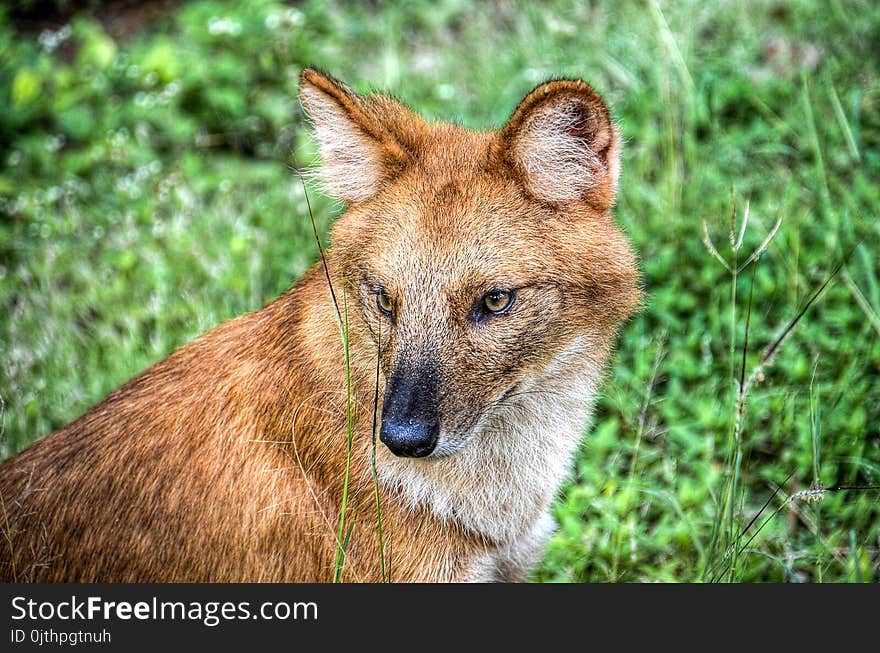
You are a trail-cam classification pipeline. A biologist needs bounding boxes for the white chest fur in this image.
[378,335,605,577]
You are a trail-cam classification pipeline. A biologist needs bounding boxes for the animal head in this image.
[300,68,640,460]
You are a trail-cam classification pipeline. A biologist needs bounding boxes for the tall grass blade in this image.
[705,472,793,582]
[647,0,694,95]
[801,74,831,218]
[370,330,387,582]
[333,292,355,583]
[809,362,821,485]
[759,251,851,366]
[849,530,863,583]
[842,272,880,337]
[334,521,355,583]
[297,174,357,583]
[739,264,757,395]
[827,82,860,161]
[299,173,342,324]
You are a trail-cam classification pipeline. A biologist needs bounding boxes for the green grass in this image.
[1,0,878,582]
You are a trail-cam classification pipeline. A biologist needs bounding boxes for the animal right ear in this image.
[299,68,413,203]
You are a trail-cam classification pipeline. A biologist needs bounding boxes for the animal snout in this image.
[379,360,440,458]
[379,418,438,458]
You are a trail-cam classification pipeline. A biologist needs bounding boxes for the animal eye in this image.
[483,290,514,314]
[376,290,394,316]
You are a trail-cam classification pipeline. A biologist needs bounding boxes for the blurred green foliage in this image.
[0,0,878,582]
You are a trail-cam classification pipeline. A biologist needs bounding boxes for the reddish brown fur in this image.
[0,69,640,582]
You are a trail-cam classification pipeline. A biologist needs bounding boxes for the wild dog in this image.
[0,68,640,582]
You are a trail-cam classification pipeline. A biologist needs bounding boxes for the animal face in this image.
[300,69,640,459]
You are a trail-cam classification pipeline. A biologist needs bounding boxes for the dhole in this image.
[0,68,640,582]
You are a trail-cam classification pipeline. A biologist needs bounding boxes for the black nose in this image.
[380,419,438,458]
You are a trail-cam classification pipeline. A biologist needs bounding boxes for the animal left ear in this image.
[489,79,621,208]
